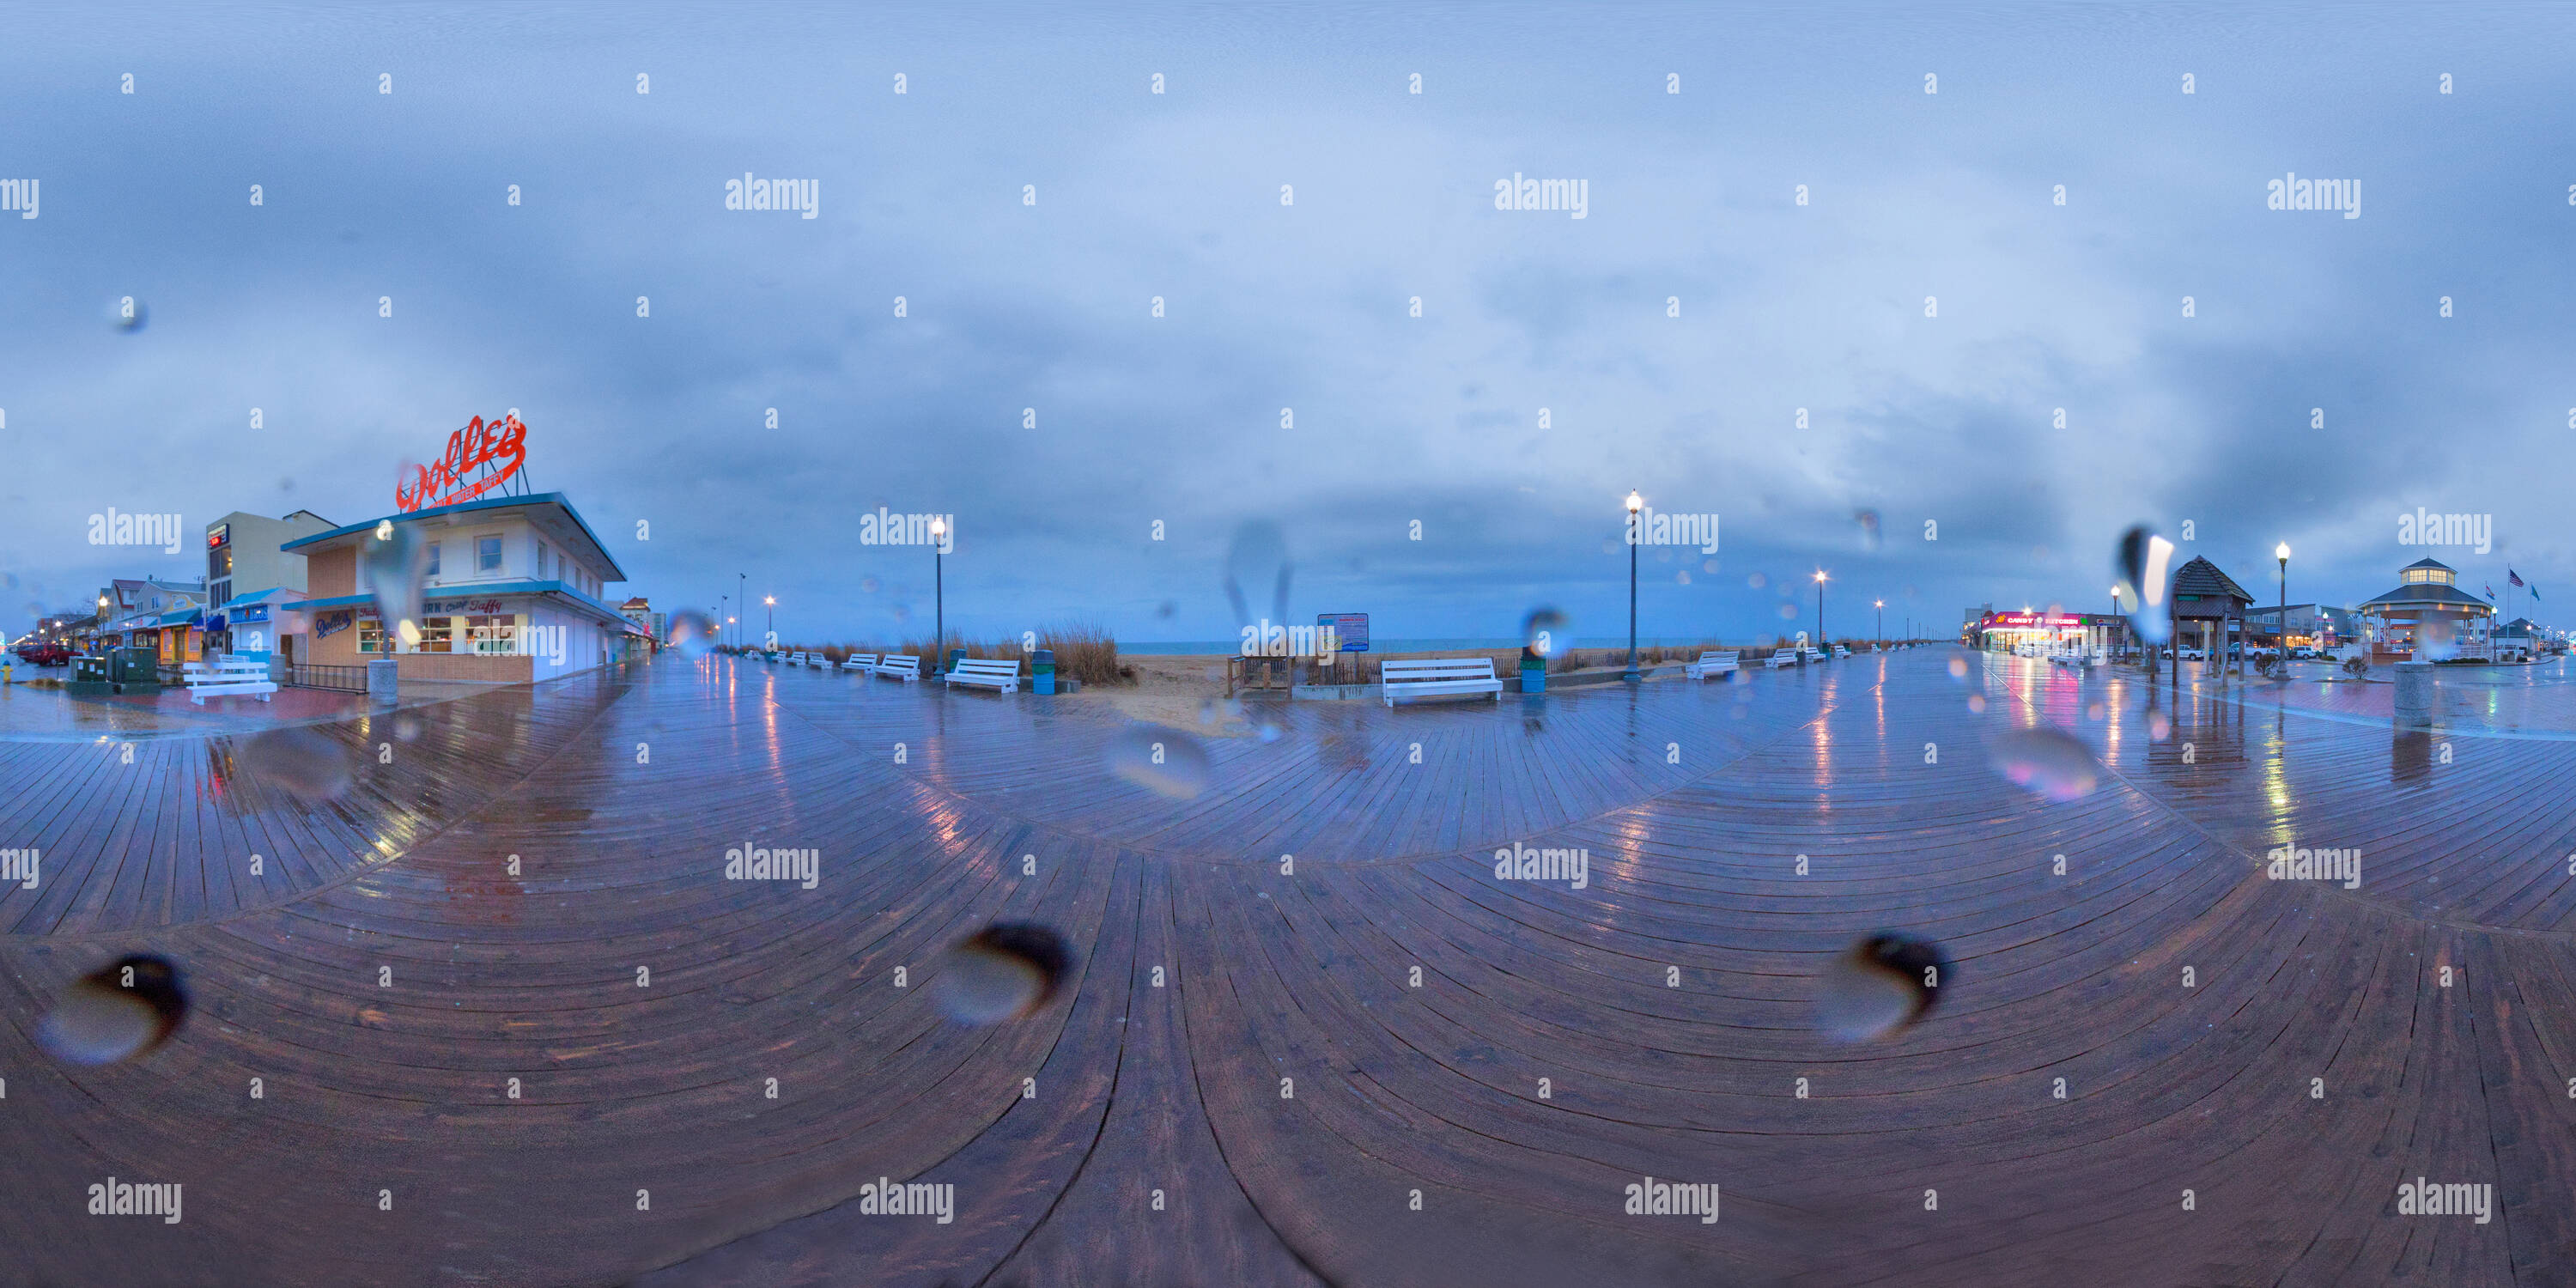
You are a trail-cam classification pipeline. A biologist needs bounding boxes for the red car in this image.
[13,641,71,666]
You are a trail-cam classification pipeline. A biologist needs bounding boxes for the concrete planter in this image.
[2392,660,2433,727]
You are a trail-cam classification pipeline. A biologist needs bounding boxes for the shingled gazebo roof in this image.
[2169,556,2255,605]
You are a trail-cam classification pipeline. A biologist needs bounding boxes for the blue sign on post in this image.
[1321,612,1370,652]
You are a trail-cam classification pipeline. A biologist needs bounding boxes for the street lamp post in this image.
[1623,490,1643,682]
[930,517,949,674]
[737,574,747,651]
[764,595,775,650]
[1874,598,1884,649]
[1814,570,1828,656]
[720,595,728,652]
[2275,542,2290,669]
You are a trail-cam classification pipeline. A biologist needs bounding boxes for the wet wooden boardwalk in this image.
[3,650,2572,1285]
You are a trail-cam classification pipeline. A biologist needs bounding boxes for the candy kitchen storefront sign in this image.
[398,412,529,511]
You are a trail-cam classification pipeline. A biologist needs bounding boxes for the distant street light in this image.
[1623,490,1643,682]
[2276,542,2291,664]
[764,595,776,647]
[1814,570,1829,653]
[931,517,950,672]
[1874,598,1884,647]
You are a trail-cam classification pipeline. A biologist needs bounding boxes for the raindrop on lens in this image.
[1156,600,1177,619]
[931,923,1072,1025]
[1947,657,1968,680]
[1967,695,1987,714]
[35,955,188,1066]
[666,609,718,659]
[2148,712,2172,741]
[1986,726,2101,801]
[1854,508,1882,551]
[1521,607,1569,657]
[1815,933,1949,1042]
[859,577,879,594]
[2114,526,2176,646]
[1104,726,1211,798]
[238,726,355,802]
[359,519,426,647]
[1222,520,1293,630]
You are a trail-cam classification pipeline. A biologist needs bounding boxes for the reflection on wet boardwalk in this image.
[2,649,2571,1285]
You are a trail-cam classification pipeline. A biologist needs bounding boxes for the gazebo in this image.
[2359,557,2492,662]
[2169,556,2255,671]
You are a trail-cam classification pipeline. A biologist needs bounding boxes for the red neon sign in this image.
[398,413,527,512]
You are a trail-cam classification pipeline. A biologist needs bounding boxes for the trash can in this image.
[1031,649,1056,696]
[945,648,966,677]
[1519,656,1546,694]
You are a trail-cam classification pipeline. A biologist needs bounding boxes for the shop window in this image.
[417,617,455,653]
[466,615,516,654]
[358,617,385,654]
[426,542,441,576]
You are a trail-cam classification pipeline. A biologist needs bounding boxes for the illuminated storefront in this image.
[1971,611,2126,653]
[277,414,641,683]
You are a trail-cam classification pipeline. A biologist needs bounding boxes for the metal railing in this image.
[286,664,368,693]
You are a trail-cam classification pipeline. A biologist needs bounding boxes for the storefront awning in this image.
[289,580,638,627]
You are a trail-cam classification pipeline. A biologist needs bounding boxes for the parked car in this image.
[12,641,72,667]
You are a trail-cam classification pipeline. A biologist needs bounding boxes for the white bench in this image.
[1685,650,1740,680]
[872,654,923,683]
[184,657,276,704]
[945,657,1021,693]
[841,653,878,672]
[1832,645,1850,659]
[1381,657,1502,707]
[785,652,807,666]
[1765,651,1799,670]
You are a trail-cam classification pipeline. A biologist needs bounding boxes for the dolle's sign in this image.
[398,413,528,512]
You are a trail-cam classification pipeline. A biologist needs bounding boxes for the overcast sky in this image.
[6,1,2575,647]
